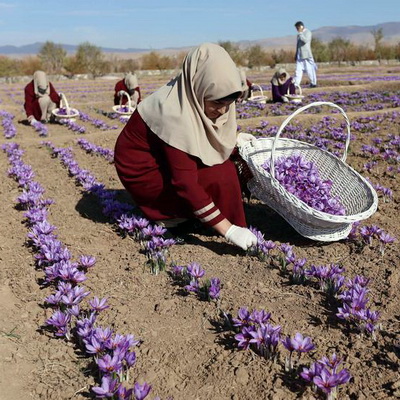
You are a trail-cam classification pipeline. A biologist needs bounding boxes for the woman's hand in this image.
[236,132,256,148]
[225,225,258,250]
[27,115,37,125]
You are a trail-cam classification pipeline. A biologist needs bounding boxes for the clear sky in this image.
[0,0,399,49]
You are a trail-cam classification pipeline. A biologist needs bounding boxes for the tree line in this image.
[1,29,399,78]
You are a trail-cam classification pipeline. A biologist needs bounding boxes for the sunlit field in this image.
[0,63,399,400]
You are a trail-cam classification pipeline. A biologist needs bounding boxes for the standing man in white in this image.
[294,21,317,88]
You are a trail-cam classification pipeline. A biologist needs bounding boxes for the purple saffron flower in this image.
[234,326,254,350]
[97,354,123,374]
[79,255,96,268]
[116,385,134,399]
[208,277,221,299]
[125,350,137,367]
[186,262,205,279]
[46,310,71,337]
[313,368,338,394]
[300,361,323,382]
[89,297,110,312]
[85,336,104,355]
[185,279,199,293]
[232,307,251,327]
[250,309,271,325]
[284,332,315,353]
[133,382,152,400]
[92,376,120,398]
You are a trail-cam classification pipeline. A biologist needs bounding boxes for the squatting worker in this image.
[271,68,296,103]
[114,43,258,251]
[114,72,142,107]
[293,21,317,88]
[24,70,60,125]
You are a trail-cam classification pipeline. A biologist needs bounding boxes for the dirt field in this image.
[0,65,399,400]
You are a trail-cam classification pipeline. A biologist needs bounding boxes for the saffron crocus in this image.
[208,277,221,300]
[187,262,205,279]
[97,353,123,374]
[125,350,137,368]
[92,376,120,398]
[133,382,152,400]
[250,309,271,325]
[85,336,104,355]
[300,361,323,382]
[234,326,253,350]
[378,231,396,256]
[283,332,315,354]
[313,367,351,396]
[79,254,96,268]
[116,385,134,399]
[89,297,110,312]
[46,310,71,337]
[185,279,199,294]
[232,307,251,328]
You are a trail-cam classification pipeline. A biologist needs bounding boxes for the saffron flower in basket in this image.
[262,153,346,215]
[56,107,74,116]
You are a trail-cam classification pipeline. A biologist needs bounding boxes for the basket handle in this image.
[251,84,264,97]
[286,83,302,96]
[270,101,351,178]
[119,90,132,109]
[60,93,70,114]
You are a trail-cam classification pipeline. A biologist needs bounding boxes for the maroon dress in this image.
[271,79,296,103]
[24,81,61,120]
[114,80,142,106]
[114,110,246,228]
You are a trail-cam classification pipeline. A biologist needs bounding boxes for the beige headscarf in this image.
[124,72,139,90]
[33,70,50,97]
[137,43,243,166]
[271,68,290,86]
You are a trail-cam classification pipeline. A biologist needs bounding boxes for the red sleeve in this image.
[114,80,132,105]
[114,80,124,105]
[161,143,225,227]
[49,83,60,106]
[24,81,36,117]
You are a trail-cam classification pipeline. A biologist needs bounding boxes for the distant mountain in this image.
[1,22,399,56]
[0,42,150,55]
[312,22,400,45]
[238,22,400,51]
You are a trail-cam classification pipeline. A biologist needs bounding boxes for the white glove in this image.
[28,115,37,125]
[225,225,258,250]
[282,96,289,103]
[118,90,125,97]
[236,132,256,148]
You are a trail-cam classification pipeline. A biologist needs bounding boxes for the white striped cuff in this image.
[199,209,221,223]
[194,202,215,216]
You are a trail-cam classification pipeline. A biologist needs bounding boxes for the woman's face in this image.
[204,99,234,120]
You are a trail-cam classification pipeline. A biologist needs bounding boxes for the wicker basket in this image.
[112,90,136,115]
[248,84,268,104]
[52,93,79,120]
[239,101,378,241]
[286,84,304,103]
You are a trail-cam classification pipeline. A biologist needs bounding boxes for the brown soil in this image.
[0,65,399,400]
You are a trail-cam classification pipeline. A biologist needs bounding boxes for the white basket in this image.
[112,90,136,115]
[285,84,304,103]
[239,101,378,242]
[248,84,268,104]
[52,93,79,119]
